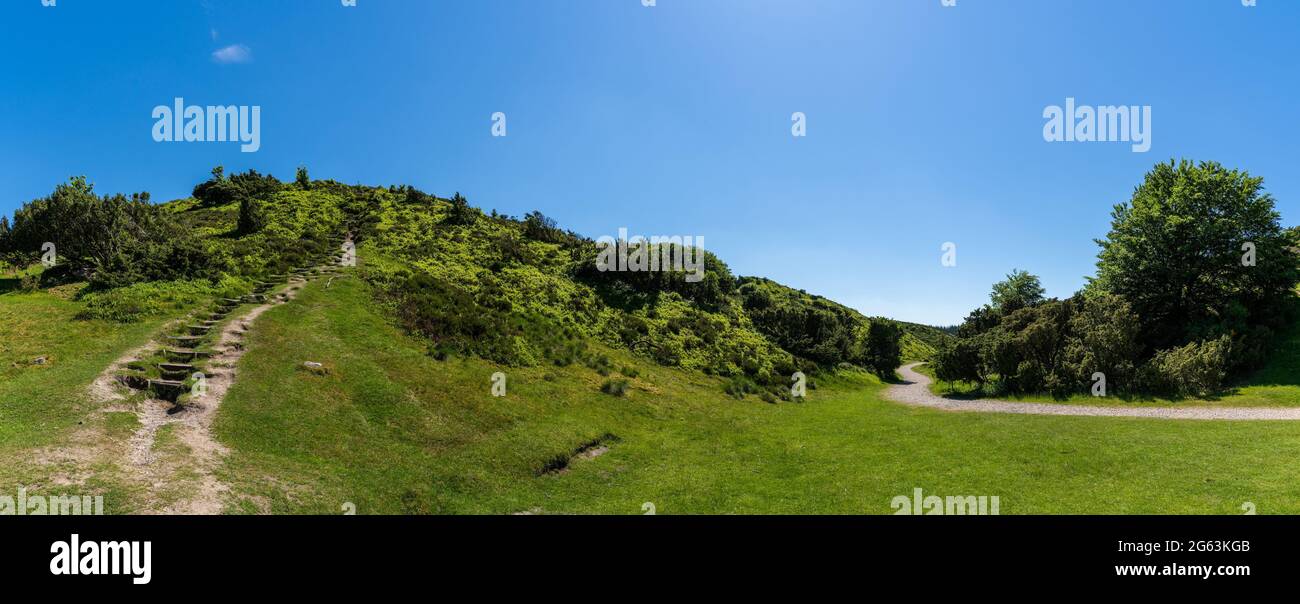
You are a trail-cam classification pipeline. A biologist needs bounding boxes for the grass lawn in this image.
[212,276,1300,514]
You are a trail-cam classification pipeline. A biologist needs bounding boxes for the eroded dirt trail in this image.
[72,282,307,514]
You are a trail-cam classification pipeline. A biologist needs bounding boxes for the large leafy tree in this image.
[990,269,1045,313]
[1091,160,1299,356]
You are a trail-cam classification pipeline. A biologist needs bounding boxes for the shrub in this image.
[1140,335,1233,397]
[18,272,40,293]
[522,211,562,243]
[723,375,759,399]
[587,354,613,376]
[600,378,629,397]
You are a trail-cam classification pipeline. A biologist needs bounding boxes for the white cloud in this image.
[211,44,252,64]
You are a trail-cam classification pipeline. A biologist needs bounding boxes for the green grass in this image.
[0,282,190,509]
[211,276,1300,514]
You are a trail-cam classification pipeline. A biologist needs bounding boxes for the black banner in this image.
[1,515,1282,592]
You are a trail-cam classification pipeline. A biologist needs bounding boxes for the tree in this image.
[0,215,11,254]
[1091,160,1300,361]
[933,338,984,386]
[238,197,267,235]
[193,168,282,207]
[861,321,903,378]
[296,166,310,190]
[990,269,1045,313]
[443,192,477,226]
[522,211,560,242]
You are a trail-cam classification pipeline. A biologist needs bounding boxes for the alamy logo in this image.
[596,228,706,283]
[791,371,806,399]
[341,241,357,267]
[41,242,57,267]
[50,534,151,585]
[191,372,208,399]
[1043,98,1151,153]
[891,488,1000,515]
[940,242,957,267]
[1,488,103,515]
[152,98,261,152]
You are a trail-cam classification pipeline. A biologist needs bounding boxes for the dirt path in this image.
[885,362,1300,421]
[82,282,307,514]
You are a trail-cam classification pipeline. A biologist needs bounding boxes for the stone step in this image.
[116,374,149,390]
[164,348,211,358]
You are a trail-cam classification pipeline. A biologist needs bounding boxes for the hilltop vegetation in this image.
[0,167,950,405]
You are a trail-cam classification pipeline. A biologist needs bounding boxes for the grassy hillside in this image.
[211,274,1300,513]
[7,172,1300,515]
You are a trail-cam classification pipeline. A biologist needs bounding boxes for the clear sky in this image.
[2,0,1296,326]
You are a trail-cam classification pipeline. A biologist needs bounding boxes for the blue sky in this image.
[2,0,1296,326]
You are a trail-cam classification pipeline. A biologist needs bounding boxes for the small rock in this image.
[32,356,48,365]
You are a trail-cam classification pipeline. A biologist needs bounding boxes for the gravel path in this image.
[885,363,1300,421]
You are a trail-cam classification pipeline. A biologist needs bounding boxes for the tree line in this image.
[933,160,1300,397]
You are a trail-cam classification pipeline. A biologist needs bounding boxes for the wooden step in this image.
[157,363,195,372]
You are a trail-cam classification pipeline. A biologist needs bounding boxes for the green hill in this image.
[9,171,1300,515]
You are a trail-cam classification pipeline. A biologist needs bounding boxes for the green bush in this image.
[586,354,614,376]
[600,378,629,397]
[723,375,759,399]
[1140,336,1233,397]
